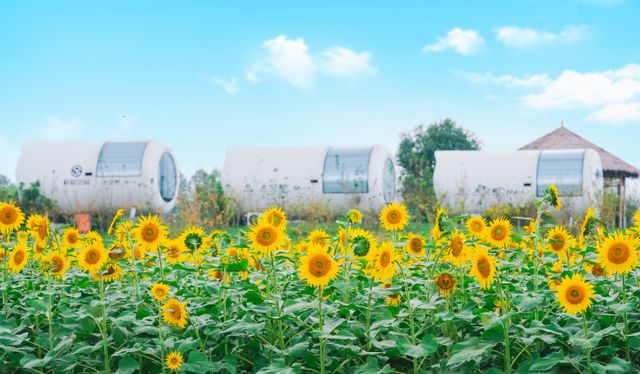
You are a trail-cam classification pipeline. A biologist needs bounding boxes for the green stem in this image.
[365,276,375,351]
[156,246,166,283]
[158,303,166,374]
[47,274,54,352]
[99,272,111,372]
[622,274,631,362]
[318,286,325,374]
[582,313,592,374]
[400,266,418,374]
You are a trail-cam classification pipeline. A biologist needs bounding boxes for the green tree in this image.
[397,118,480,220]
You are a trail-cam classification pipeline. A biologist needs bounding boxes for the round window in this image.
[159,153,177,202]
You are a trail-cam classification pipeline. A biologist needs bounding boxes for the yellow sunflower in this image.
[404,233,426,256]
[580,208,596,242]
[77,243,108,274]
[379,202,409,231]
[16,230,29,244]
[445,230,470,266]
[165,351,183,371]
[162,298,188,328]
[469,246,495,289]
[373,242,396,283]
[298,244,339,288]
[385,293,401,306]
[27,214,50,243]
[546,226,575,258]
[556,273,594,315]
[92,263,125,282]
[41,250,68,279]
[435,273,456,296]
[259,207,287,230]
[431,208,447,241]
[466,216,487,239]
[180,226,206,252]
[0,201,24,234]
[62,227,81,250]
[33,241,47,261]
[8,243,29,273]
[308,229,330,247]
[132,215,167,251]
[349,228,377,258]
[150,283,170,301]
[597,231,639,275]
[545,184,562,210]
[108,240,130,261]
[486,218,512,248]
[246,221,286,252]
[108,209,124,235]
[164,239,186,264]
[348,209,362,224]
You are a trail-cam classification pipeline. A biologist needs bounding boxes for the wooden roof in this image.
[520,126,639,179]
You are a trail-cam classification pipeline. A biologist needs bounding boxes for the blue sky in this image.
[1,0,639,179]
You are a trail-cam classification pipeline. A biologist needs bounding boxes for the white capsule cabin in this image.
[16,140,178,214]
[221,146,397,212]
[433,149,603,213]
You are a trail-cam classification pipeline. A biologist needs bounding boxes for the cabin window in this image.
[159,153,177,202]
[383,158,395,202]
[323,147,372,193]
[536,150,584,197]
[96,142,147,177]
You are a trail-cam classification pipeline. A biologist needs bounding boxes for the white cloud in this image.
[322,47,376,78]
[589,102,640,124]
[245,35,376,90]
[422,28,485,55]
[460,71,551,87]
[42,117,82,139]
[496,25,587,49]
[205,76,240,95]
[263,35,316,90]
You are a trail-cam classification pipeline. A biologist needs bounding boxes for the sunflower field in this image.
[1,185,640,373]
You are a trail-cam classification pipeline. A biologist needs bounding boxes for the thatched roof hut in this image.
[520,125,638,226]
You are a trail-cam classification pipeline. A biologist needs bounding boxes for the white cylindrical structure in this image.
[221,145,397,212]
[433,149,603,213]
[16,140,178,214]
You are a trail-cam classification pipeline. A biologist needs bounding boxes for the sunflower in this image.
[597,231,639,275]
[27,214,50,243]
[466,216,487,239]
[93,263,125,282]
[404,233,426,256]
[133,215,167,251]
[33,241,46,261]
[150,283,170,301]
[108,240,130,261]
[379,202,409,231]
[107,209,124,235]
[308,229,330,247]
[435,273,456,296]
[162,298,188,328]
[165,351,183,371]
[259,207,287,230]
[469,246,495,289]
[546,226,575,257]
[62,227,81,250]
[83,231,104,247]
[348,209,362,224]
[164,239,186,264]
[525,220,537,236]
[486,218,512,248]
[41,250,68,279]
[349,228,377,258]
[373,242,396,283]
[556,273,594,315]
[180,226,206,252]
[385,293,401,306]
[246,221,286,252]
[545,184,562,210]
[446,230,470,266]
[431,208,448,241]
[77,243,108,273]
[298,244,339,288]
[552,260,564,273]
[16,230,29,244]
[0,201,24,234]
[580,208,596,242]
[590,263,605,277]
[8,244,29,273]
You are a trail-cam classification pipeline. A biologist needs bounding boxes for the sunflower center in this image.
[257,228,277,246]
[451,237,463,256]
[472,222,482,232]
[156,288,166,297]
[52,257,63,272]
[104,265,116,276]
[0,208,16,225]
[170,304,182,319]
[379,250,391,267]
[67,232,78,244]
[270,214,282,226]
[477,257,491,278]
[591,264,604,276]
[437,274,454,290]
[550,234,565,251]
[410,238,423,253]
[491,225,506,241]
[37,224,48,240]
[308,254,331,277]
[142,224,159,242]
[14,250,25,264]
[109,246,126,260]
[85,249,101,265]
[608,242,630,264]
[387,211,401,224]
[565,286,585,304]
[168,246,180,258]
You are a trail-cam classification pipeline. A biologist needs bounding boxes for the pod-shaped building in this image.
[221,145,397,212]
[433,149,603,213]
[16,140,178,214]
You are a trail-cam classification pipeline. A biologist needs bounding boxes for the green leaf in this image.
[255,358,301,374]
[353,357,393,374]
[592,357,632,374]
[118,356,139,374]
[397,334,438,358]
[529,351,570,371]
[446,338,495,368]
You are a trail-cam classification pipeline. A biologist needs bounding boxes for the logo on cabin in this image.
[71,165,83,177]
